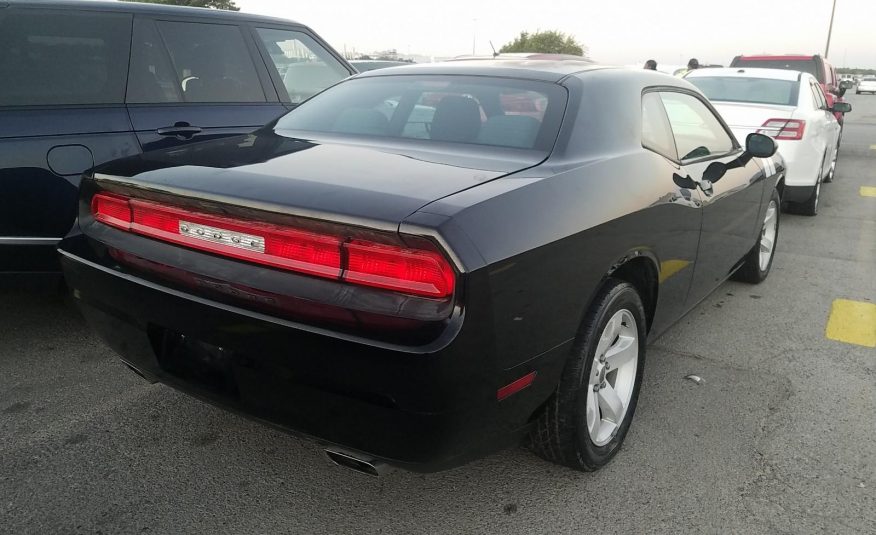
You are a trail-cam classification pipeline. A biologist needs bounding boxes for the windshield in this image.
[732,58,818,78]
[689,76,799,106]
[274,75,567,150]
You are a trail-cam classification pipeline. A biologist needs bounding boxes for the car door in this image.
[659,90,766,305]
[125,16,288,153]
[639,91,703,333]
[0,6,140,272]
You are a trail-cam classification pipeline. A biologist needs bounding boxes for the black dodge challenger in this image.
[59,60,783,474]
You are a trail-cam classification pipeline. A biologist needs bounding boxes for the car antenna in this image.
[489,40,499,58]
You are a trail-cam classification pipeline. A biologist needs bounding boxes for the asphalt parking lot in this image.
[2,95,875,535]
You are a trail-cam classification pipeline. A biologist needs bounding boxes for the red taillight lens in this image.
[90,193,455,298]
[91,193,132,229]
[758,119,805,140]
[345,239,456,298]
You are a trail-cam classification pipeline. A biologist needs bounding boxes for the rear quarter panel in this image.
[416,72,708,371]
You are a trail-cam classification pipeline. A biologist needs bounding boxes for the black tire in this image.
[528,279,646,471]
[733,188,780,283]
[800,177,821,216]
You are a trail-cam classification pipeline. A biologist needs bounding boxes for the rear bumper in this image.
[59,240,568,472]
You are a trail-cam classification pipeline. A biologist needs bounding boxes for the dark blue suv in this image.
[0,0,354,284]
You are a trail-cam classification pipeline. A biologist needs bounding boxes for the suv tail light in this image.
[90,193,455,298]
[758,119,806,140]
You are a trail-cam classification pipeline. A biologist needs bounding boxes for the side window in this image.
[255,28,349,104]
[641,92,677,160]
[660,92,735,161]
[156,21,265,103]
[0,9,132,106]
[127,20,182,104]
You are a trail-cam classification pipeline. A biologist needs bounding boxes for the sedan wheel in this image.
[586,309,639,446]
[823,147,838,183]
[732,188,781,284]
[799,168,822,216]
[529,279,646,471]
[759,200,778,272]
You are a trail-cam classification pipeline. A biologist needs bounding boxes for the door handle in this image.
[156,123,202,138]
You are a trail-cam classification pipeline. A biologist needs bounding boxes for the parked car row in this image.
[2,0,833,476]
[685,66,850,215]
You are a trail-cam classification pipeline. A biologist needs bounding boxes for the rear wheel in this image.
[733,188,780,284]
[529,279,646,471]
[823,145,838,183]
[800,175,822,216]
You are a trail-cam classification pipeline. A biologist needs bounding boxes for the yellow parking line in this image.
[825,299,876,348]
[861,186,876,197]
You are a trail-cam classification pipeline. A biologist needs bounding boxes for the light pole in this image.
[824,0,838,58]
[472,19,477,56]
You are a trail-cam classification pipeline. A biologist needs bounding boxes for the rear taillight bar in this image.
[757,118,806,140]
[90,192,455,298]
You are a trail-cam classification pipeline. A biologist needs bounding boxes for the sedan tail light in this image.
[757,119,806,140]
[90,192,455,298]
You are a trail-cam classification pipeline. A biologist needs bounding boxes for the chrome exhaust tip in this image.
[325,449,388,477]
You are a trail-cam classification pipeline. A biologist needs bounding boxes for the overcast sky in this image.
[235,0,876,68]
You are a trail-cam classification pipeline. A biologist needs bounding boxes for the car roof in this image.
[735,54,818,61]
[686,67,806,82]
[449,53,591,62]
[350,60,410,64]
[4,0,301,25]
[354,59,609,82]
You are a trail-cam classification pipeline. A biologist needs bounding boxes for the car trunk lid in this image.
[93,130,544,228]
[712,102,797,141]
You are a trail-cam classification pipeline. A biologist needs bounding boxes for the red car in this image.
[730,54,847,126]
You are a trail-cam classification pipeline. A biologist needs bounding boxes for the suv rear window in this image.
[732,58,818,78]
[274,76,566,150]
[0,10,132,106]
[688,77,799,106]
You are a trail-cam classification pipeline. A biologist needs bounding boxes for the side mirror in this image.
[745,133,777,158]
[831,102,852,114]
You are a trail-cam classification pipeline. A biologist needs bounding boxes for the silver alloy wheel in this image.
[586,309,639,446]
[759,200,778,271]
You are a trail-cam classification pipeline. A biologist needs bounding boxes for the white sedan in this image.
[857,77,876,94]
[686,67,851,215]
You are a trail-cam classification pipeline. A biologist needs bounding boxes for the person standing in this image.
[676,58,700,77]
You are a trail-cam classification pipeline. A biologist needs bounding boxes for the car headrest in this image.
[430,96,481,143]
[476,115,541,148]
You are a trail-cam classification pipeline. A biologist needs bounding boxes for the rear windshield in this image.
[732,58,818,78]
[274,75,567,150]
[689,76,799,106]
[863,77,876,82]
